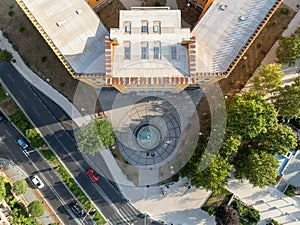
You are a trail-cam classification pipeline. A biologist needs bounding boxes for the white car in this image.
[31,175,44,189]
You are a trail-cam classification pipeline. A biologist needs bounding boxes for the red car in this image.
[86,169,99,183]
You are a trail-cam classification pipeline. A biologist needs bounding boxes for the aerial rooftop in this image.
[17,0,282,91]
[17,0,107,74]
[192,0,280,74]
[110,7,190,78]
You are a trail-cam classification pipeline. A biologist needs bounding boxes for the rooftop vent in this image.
[239,15,247,21]
[219,4,228,11]
[56,22,61,27]
[75,9,82,14]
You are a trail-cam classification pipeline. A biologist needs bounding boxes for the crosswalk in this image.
[108,203,142,224]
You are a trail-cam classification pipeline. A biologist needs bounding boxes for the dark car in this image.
[0,112,7,123]
[86,169,99,183]
[70,201,86,218]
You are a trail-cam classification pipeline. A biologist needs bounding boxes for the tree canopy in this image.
[95,119,115,148]
[234,148,279,187]
[12,179,28,196]
[190,154,231,193]
[28,200,44,217]
[77,118,115,155]
[215,205,239,225]
[276,36,300,66]
[252,124,297,155]
[0,176,6,201]
[227,91,277,139]
[252,63,284,94]
[77,121,104,155]
[0,50,13,62]
[271,76,300,119]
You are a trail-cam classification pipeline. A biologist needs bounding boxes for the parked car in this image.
[17,137,29,150]
[0,112,7,122]
[70,201,86,218]
[31,175,44,189]
[86,169,99,183]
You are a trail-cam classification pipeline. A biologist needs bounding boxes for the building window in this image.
[124,42,131,60]
[154,47,160,59]
[153,42,160,59]
[124,22,131,33]
[171,46,177,59]
[141,21,148,33]
[153,21,161,33]
[141,42,148,59]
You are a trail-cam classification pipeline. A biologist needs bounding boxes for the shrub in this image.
[41,56,47,63]
[8,10,14,16]
[59,82,65,88]
[28,200,44,217]
[267,219,282,225]
[284,184,296,197]
[12,180,28,196]
[19,27,25,33]
[0,50,13,62]
[25,128,44,148]
[280,8,289,15]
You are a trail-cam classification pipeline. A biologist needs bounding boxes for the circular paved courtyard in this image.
[116,96,181,167]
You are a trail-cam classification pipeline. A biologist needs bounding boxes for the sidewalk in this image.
[0,158,56,225]
[100,149,214,225]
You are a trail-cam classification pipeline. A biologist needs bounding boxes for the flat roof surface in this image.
[192,0,279,74]
[110,9,190,77]
[20,0,107,74]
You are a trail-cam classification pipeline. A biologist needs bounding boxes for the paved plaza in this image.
[227,179,300,225]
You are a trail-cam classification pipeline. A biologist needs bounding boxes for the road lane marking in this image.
[19,90,28,100]
[42,124,129,224]
[32,107,40,117]
[4,129,12,137]
[7,73,15,83]
[26,155,81,225]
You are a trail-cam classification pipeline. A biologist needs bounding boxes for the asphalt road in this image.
[0,109,90,225]
[0,62,157,225]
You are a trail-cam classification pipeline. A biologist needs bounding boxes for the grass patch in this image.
[176,0,201,27]
[96,0,126,29]
[146,0,166,6]
[40,150,106,225]
[201,189,233,216]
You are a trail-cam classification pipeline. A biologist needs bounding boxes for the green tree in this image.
[0,50,13,62]
[189,154,231,193]
[0,176,6,201]
[28,200,44,217]
[234,148,279,187]
[25,128,44,148]
[227,92,277,139]
[276,36,300,66]
[253,124,297,155]
[95,119,115,148]
[76,120,104,155]
[271,76,300,119]
[219,129,242,157]
[12,179,28,196]
[215,205,239,225]
[252,63,284,93]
